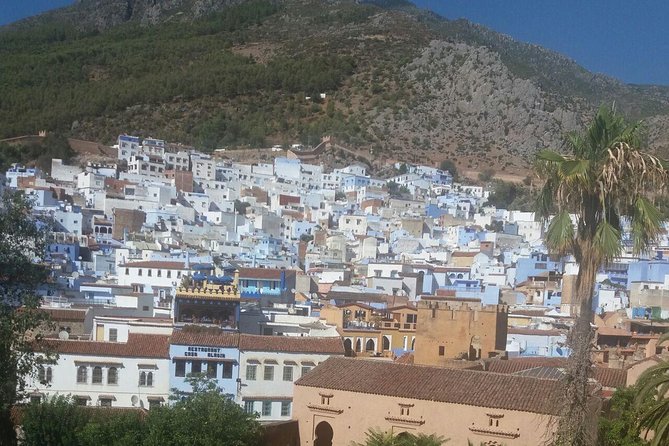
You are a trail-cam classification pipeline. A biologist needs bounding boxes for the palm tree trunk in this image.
[554,249,598,445]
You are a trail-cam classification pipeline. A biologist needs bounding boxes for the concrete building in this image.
[413,297,508,364]
[293,357,566,446]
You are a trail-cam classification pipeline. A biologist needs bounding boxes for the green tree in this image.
[21,395,89,446]
[145,377,262,446]
[598,386,650,445]
[352,428,448,446]
[634,333,669,446]
[439,160,458,180]
[536,105,668,445]
[0,191,51,444]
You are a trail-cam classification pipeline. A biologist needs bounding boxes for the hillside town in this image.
[4,133,669,445]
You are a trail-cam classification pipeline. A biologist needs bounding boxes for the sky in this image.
[1,0,668,85]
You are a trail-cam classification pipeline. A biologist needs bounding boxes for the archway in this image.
[314,421,333,446]
[411,338,415,350]
[396,432,412,441]
[365,339,375,352]
[344,338,353,356]
[382,336,390,351]
[355,339,362,352]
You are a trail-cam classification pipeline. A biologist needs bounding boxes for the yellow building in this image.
[294,357,567,446]
[414,297,508,365]
[174,271,240,328]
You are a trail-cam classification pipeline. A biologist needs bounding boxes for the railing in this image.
[176,285,239,301]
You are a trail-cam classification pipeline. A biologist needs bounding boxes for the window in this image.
[246,365,257,381]
[400,405,411,416]
[38,366,52,384]
[77,366,87,384]
[99,398,113,407]
[301,366,312,376]
[191,361,202,374]
[140,371,153,386]
[109,328,118,342]
[157,270,162,277]
[175,360,186,377]
[282,366,293,382]
[281,401,291,417]
[167,270,172,278]
[207,362,217,379]
[138,269,142,276]
[92,366,103,384]
[263,365,274,381]
[30,396,42,404]
[262,401,272,417]
[149,400,161,410]
[222,362,233,379]
[438,346,445,356]
[148,269,152,277]
[108,367,118,384]
[125,268,129,275]
[139,371,146,386]
[406,314,417,324]
[75,397,88,406]
[46,367,52,383]
[244,401,255,414]
[320,395,331,405]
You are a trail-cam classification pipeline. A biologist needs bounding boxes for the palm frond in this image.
[593,220,622,261]
[545,210,575,255]
[536,150,567,163]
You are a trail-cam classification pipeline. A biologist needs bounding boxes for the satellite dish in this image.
[72,271,80,279]
[58,330,69,340]
[131,395,138,406]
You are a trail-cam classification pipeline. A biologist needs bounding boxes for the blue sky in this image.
[1,0,667,85]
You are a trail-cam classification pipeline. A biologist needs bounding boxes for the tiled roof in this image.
[485,357,627,389]
[171,330,239,348]
[239,334,344,354]
[295,357,562,415]
[596,327,632,337]
[41,334,170,359]
[41,308,87,322]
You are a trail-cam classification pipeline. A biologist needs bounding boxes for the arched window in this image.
[38,366,45,383]
[45,367,52,383]
[139,371,147,386]
[92,366,103,384]
[146,372,153,387]
[382,336,390,351]
[77,366,87,383]
[365,339,375,352]
[108,367,118,385]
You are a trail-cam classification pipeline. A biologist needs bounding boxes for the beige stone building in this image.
[293,357,564,446]
[413,297,508,365]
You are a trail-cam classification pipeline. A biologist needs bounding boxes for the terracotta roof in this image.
[239,334,344,354]
[451,251,479,257]
[592,367,627,389]
[171,330,239,348]
[597,327,632,337]
[40,334,169,359]
[41,308,86,322]
[295,357,562,415]
[485,358,626,389]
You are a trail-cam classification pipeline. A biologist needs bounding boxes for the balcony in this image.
[176,284,239,301]
[240,286,282,298]
[379,321,416,331]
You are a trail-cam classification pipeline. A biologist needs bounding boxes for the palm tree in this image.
[352,428,448,446]
[535,105,668,445]
[635,332,669,446]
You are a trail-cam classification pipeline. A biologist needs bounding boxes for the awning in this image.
[263,359,279,365]
[146,396,165,402]
[74,395,91,400]
[301,361,316,366]
[246,359,261,364]
[284,360,298,366]
[172,357,235,363]
[98,395,117,401]
[137,364,158,369]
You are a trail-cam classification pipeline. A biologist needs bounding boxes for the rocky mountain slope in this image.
[3,0,669,174]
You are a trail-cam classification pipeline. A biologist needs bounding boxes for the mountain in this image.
[3,0,669,175]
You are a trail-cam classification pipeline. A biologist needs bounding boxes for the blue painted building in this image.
[626,260,669,290]
[515,252,563,285]
[238,267,297,306]
[169,329,240,398]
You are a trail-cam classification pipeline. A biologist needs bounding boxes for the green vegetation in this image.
[352,427,448,446]
[0,191,52,444]
[0,134,75,172]
[634,333,669,446]
[20,378,262,446]
[536,106,668,445]
[598,386,650,446]
[439,160,458,180]
[484,180,534,211]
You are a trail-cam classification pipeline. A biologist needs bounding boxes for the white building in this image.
[26,334,170,409]
[239,335,344,422]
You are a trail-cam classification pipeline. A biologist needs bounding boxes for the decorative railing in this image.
[176,285,239,301]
